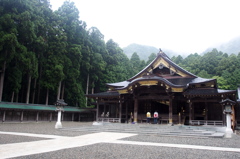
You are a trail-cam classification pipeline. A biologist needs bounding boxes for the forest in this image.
[0,0,240,107]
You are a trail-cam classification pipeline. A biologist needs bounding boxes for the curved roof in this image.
[86,91,120,98]
[107,75,215,91]
[0,102,93,112]
[183,88,236,96]
[127,51,197,82]
[106,50,215,91]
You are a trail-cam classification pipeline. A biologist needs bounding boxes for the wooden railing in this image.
[98,118,120,123]
[191,120,223,126]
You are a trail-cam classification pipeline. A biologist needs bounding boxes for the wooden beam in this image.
[191,99,221,103]
[101,100,120,103]
[137,95,169,100]
[169,98,173,124]
[134,88,166,95]
[119,97,122,123]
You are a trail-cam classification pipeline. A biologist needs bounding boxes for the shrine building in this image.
[86,50,239,128]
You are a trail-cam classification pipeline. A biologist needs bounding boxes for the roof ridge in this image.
[128,49,197,82]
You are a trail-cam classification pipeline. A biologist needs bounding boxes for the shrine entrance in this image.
[129,85,186,124]
[86,50,238,131]
[136,100,170,123]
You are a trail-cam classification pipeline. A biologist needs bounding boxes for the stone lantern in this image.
[220,98,236,138]
[54,99,67,129]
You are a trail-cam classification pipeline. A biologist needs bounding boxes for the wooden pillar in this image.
[169,98,173,124]
[11,110,13,121]
[49,112,52,122]
[104,103,106,115]
[96,98,99,121]
[119,97,122,123]
[192,103,195,120]
[205,102,208,120]
[126,102,128,123]
[36,112,39,122]
[2,110,6,122]
[134,98,138,123]
[20,111,24,122]
[26,111,29,121]
[189,101,192,124]
[78,113,81,121]
[72,113,74,121]
[115,104,118,117]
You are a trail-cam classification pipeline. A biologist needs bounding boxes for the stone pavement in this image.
[0,122,240,159]
[0,132,136,158]
[61,122,226,138]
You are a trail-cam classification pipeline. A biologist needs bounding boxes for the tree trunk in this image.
[16,92,19,103]
[91,81,94,94]
[61,81,65,99]
[31,78,37,104]
[45,88,49,105]
[85,74,89,107]
[26,74,32,104]
[57,81,61,100]
[37,65,42,104]
[21,85,24,103]
[11,91,15,103]
[0,61,6,102]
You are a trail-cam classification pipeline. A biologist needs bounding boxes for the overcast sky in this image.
[50,0,240,55]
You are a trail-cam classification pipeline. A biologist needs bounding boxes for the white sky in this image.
[50,0,240,55]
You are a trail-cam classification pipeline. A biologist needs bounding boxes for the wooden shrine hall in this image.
[86,50,238,128]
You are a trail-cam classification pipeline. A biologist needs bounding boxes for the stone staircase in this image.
[60,123,226,138]
[157,125,226,138]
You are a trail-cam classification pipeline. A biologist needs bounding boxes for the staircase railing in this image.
[191,120,223,126]
[98,118,120,123]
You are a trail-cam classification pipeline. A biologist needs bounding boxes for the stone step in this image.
[60,124,226,138]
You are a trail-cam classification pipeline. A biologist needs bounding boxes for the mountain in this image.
[122,43,158,60]
[122,43,178,61]
[204,36,240,55]
[124,36,240,60]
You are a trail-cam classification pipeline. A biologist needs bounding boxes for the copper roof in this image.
[127,51,197,82]
[0,102,92,112]
[183,88,236,96]
[86,91,120,98]
[107,76,215,90]
[106,50,214,90]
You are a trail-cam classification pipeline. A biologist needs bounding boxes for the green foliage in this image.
[173,49,240,90]
[146,53,157,65]
[1,0,239,107]
[130,52,145,76]
[197,70,211,79]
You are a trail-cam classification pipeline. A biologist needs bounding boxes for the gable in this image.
[106,50,217,94]
[128,51,197,82]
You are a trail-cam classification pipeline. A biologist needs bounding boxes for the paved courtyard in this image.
[1,122,240,159]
